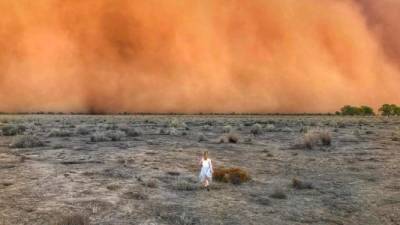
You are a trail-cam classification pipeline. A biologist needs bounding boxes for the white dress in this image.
[199,158,213,182]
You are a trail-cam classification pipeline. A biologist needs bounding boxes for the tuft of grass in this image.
[122,191,148,200]
[56,213,89,225]
[173,179,198,191]
[90,130,125,142]
[213,167,250,185]
[145,179,158,188]
[1,124,26,136]
[292,178,313,190]
[10,135,44,148]
[49,128,72,137]
[250,123,263,135]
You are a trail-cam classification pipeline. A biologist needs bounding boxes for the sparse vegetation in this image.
[292,178,313,190]
[90,130,125,142]
[56,213,90,225]
[49,128,72,137]
[173,179,198,191]
[10,135,44,148]
[302,129,332,149]
[75,126,90,135]
[1,124,26,136]
[213,167,250,185]
[250,123,263,135]
[123,127,142,137]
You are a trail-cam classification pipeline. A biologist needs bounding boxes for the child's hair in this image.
[203,151,208,160]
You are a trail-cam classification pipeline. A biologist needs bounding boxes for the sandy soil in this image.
[0,115,399,225]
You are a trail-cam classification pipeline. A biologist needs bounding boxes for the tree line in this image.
[337,104,400,116]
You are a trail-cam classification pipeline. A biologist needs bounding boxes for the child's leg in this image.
[205,178,209,187]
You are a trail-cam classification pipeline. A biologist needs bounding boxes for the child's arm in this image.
[210,160,213,173]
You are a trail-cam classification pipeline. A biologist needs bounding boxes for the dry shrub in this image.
[197,133,207,142]
[10,135,44,148]
[90,130,125,142]
[292,178,313,190]
[75,126,90,135]
[122,191,148,200]
[250,123,263,135]
[1,124,26,136]
[145,179,158,188]
[56,213,89,225]
[303,129,332,149]
[222,125,233,133]
[124,127,142,137]
[213,167,250,185]
[391,131,400,141]
[219,132,240,144]
[49,128,72,137]
[173,179,198,191]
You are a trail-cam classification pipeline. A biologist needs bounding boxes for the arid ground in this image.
[0,115,399,225]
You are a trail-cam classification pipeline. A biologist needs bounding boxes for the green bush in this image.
[340,105,375,116]
[379,104,400,116]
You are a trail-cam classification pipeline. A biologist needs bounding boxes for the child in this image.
[199,151,213,191]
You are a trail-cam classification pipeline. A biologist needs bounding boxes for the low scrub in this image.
[173,179,198,191]
[250,123,263,135]
[56,213,89,225]
[213,167,250,185]
[75,126,91,135]
[292,178,313,190]
[10,135,44,148]
[49,128,72,137]
[90,130,125,142]
[302,129,332,149]
[219,132,240,144]
[1,124,26,136]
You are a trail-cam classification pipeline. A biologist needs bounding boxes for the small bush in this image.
[2,124,26,136]
[75,126,90,135]
[197,133,207,142]
[292,178,313,190]
[90,132,110,142]
[222,125,232,133]
[250,123,263,135]
[303,129,332,149]
[265,124,275,132]
[49,128,72,137]
[106,130,125,141]
[227,132,240,143]
[124,127,142,137]
[56,214,89,225]
[10,135,44,148]
[145,179,158,188]
[213,167,250,185]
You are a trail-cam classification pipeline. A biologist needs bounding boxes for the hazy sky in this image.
[0,0,399,113]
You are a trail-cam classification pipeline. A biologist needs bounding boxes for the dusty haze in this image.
[0,0,399,113]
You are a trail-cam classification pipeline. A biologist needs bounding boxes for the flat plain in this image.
[0,115,399,225]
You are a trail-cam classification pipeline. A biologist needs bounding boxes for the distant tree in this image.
[379,104,399,116]
[359,106,375,116]
[340,105,375,116]
[341,105,360,116]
